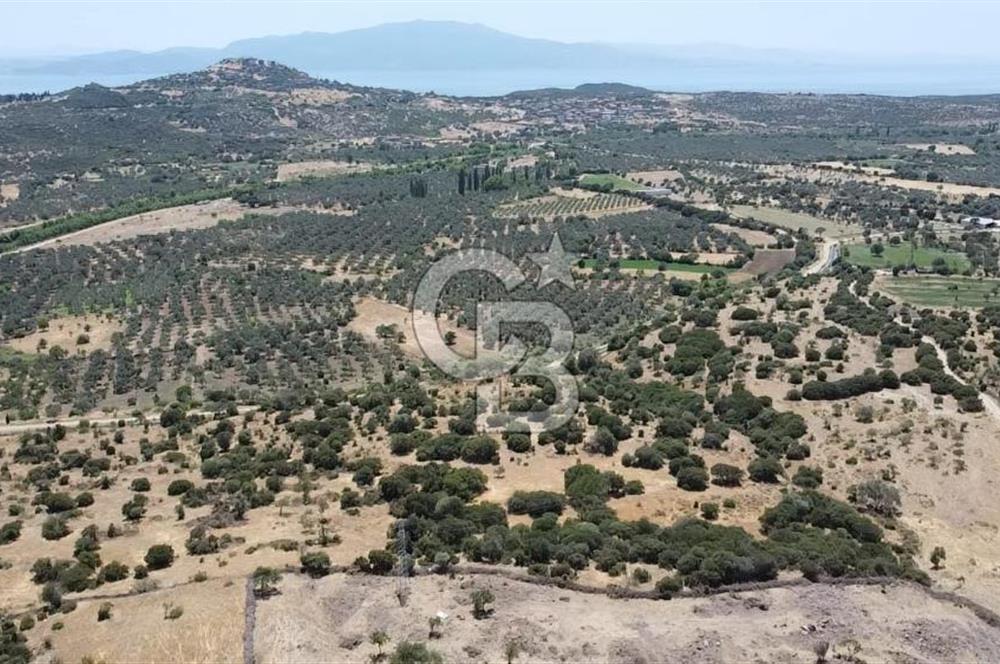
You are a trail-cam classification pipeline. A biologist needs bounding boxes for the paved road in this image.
[803,239,841,276]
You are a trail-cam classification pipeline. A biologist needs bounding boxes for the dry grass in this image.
[627,169,684,186]
[276,160,373,182]
[741,249,796,275]
[0,182,20,204]
[903,143,976,156]
[287,88,357,106]
[814,160,896,176]
[38,578,244,664]
[3,313,122,353]
[759,163,1000,200]
[13,198,253,251]
[254,573,1000,664]
[711,223,777,247]
[348,296,475,360]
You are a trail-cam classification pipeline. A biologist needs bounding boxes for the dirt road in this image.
[0,405,259,437]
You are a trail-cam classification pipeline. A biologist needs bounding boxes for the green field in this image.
[578,173,646,192]
[730,205,854,238]
[579,258,733,274]
[844,241,970,272]
[883,276,1000,307]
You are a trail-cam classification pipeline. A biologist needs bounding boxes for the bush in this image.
[792,466,824,489]
[631,445,664,470]
[0,520,22,545]
[700,503,720,520]
[849,479,901,517]
[167,479,194,496]
[801,370,899,401]
[460,436,499,464]
[121,494,149,521]
[507,491,566,518]
[748,457,783,483]
[130,478,151,492]
[505,433,532,454]
[731,306,760,321]
[37,492,76,514]
[97,602,113,622]
[389,642,443,664]
[41,517,70,541]
[471,588,495,619]
[711,463,744,487]
[97,561,130,583]
[676,466,708,491]
[655,575,683,599]
[761,490,882,544]
[144,545,175,570]
[631,567,651,584]
[300,551,331,577]
[368,550,397,575]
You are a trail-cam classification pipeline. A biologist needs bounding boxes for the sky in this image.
[1,0,998,59]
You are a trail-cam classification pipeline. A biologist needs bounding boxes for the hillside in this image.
[4,53,1000,663]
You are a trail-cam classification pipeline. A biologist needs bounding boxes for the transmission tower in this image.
[395,520,411,607]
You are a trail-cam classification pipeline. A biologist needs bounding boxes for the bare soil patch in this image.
[711,223,777,247]
[287,88,357,105]
[903,143,976,156]
[15,198,252,251]
[759,163,1000,200]
[3,313,122,353]
[627,169,684,186]
[742,249,796,275]
[0,182,20,204]
[254,573,1000,664]
[275,160,373,182]
[348,296,475,360]
[815,160,896,176]
[35,577,245,664]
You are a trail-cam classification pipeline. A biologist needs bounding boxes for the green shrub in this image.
[167,479,194,496]
[655,575,683,598]
[41,517,70,541]
[300,551,331,578]
[144,545,175,570]
[0,520,22,545]
[748,457,783,483]
[676,466,708,491]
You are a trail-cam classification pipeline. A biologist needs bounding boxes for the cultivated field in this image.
[844,241,971,272]
[729,205,854,238]
[495,191,649,219]
[577,173,647,192]
[879,275,1000,308]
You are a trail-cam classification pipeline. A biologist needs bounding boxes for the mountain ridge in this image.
[3,21,1000,97]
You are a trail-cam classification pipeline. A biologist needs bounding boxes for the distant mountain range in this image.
[2,20,999,96]
[1,22,675,75]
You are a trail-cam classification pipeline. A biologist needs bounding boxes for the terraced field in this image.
[578,258,732,274]
[495,192,648,219]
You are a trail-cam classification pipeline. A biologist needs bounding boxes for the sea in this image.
[3,65,1000,97]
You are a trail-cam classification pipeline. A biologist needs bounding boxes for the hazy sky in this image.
[1,1,997,58]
